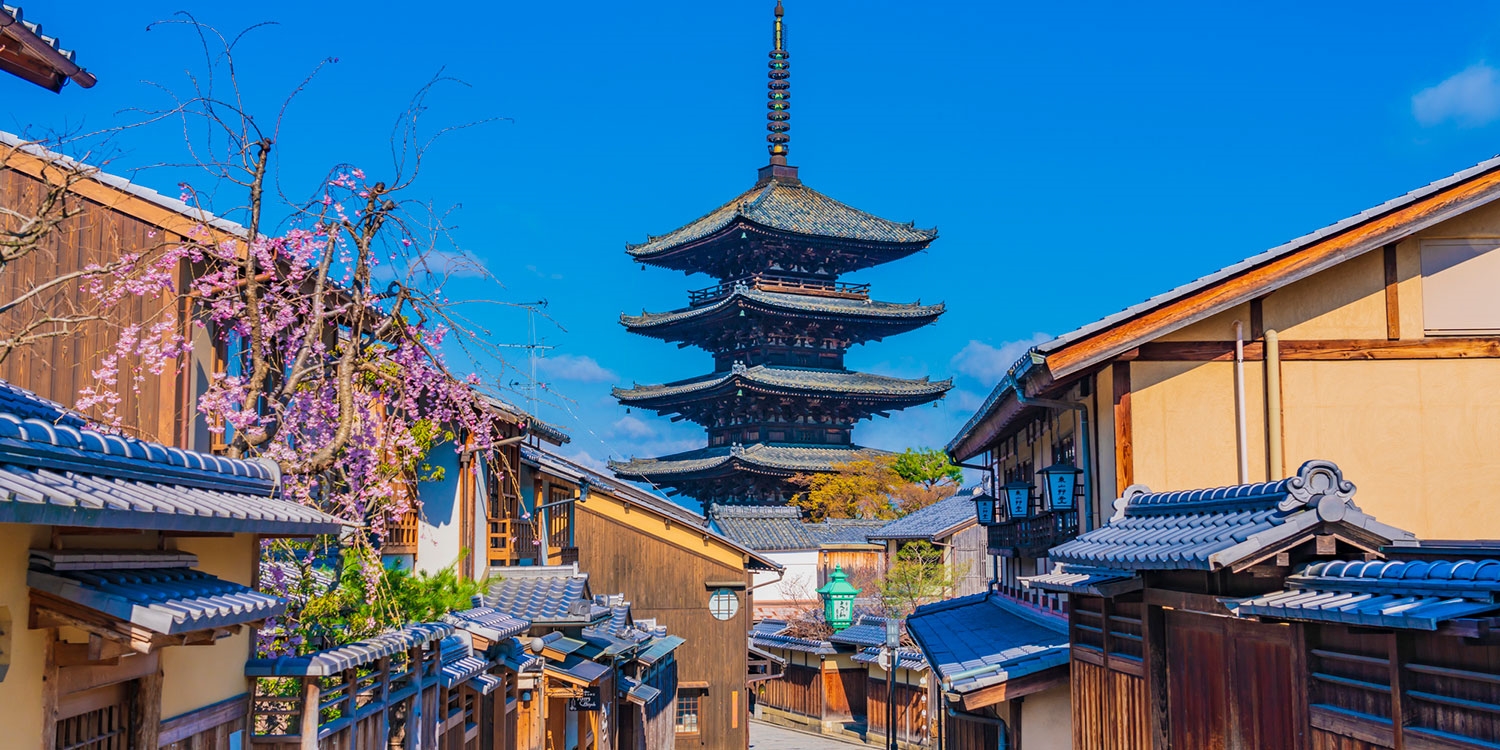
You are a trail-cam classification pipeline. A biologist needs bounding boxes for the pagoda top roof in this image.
[621,288,945,330]
[626,172,936,261]
[613,364,952,405]
[610,443,882,481]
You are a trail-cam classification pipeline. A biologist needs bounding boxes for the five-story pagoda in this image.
[611,1,950,505]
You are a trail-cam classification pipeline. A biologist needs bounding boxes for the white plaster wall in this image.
[416,442,465,574]
[1021,682,1072,749]
[755,550,820,604]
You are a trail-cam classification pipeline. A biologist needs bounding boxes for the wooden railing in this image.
[688,274,871,306]
[387,509,420,555]
[987,509,1078,558]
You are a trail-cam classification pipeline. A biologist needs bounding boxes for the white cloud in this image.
[416,249,488,278]
[536,354,618,383]
[949,333,1052,385]
[562,450,610,474]
[525,264,564,280]
[1414,64,1500,127]
[611,415,656,439]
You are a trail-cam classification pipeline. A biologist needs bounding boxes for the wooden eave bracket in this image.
[1228,527,1389,574]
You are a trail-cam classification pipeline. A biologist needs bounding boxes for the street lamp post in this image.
[885,617,900,750]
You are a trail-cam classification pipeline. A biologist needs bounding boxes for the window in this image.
[675,691,702,734]
[1421,239,1500,334]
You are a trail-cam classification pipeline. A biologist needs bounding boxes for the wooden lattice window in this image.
[675,690,703,735]
[55,683,133,750]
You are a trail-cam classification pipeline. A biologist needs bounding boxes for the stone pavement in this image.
[749,720,868,750]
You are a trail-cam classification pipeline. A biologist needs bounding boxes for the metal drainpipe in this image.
[1233,320,1250,483]
[1266,329,1284,478]
[945,704,1010,749]
[1011,379,1095,533]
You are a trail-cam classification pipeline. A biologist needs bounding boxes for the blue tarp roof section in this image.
[486,565,610,625]
[246,622,453,677]
[907,593,1069,697]
[829,615,890,648]
[636,635,685,666]
[1049,461,1415,572]
[27,553,285,635]
[1236,558,1500,630]
[0,379,345,536]
[870,492,979,541]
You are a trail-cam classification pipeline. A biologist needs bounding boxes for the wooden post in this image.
[40,631,57,750]
[1112,364,1134,495]
[133,665,165,750]
[377,656,392,748]
[1008,697,1024,750]
[1142,604,1170,750]
[1390,632,1411,750]
[1384,243,1401,340]
[344,667,360,750]
[300,677,322,750]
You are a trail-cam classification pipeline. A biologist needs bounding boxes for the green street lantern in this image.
[817,565,860,631]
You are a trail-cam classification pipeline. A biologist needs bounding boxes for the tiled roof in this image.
[852,646,927,672]
[749,621,837,655]
[485,564,610,625]
[0,380,86,427]
[627,177,937,257]
[870,493,978,541]
[612,443,877,481]
[622,289,944,330]
[1022,565,1142,597]
[709,505,818,551]
[1235,558,1500,630]
[438,635,490,688]
[829,615,891,648]
[636,634,685,666]
[481,395,570,445]
[27,549,284,635]
[907,593,1069,697]
[809,518,885,546]
[246,622,453,677]
[622,676,662,706]
[445,607,531,642]
[614,365,951,404]
[522,444,617,493]
[0,6,96,90]
[1050,461,1415,572]
[0,378,346,536]
[546,655,611,686]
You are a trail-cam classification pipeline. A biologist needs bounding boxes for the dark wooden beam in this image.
[1113,363,1133,496]
[958,664,1069,711]
[1385,243,1401,341]
[1250,297,1265,340]
[1134,337,1500,362]
[1142,588,1237,617]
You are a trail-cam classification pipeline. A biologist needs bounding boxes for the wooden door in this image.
[1166,610,1301,750]
[55,682,133,750]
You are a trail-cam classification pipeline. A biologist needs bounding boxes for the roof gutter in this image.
[0,10,95,89]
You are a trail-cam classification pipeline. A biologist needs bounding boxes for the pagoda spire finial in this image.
[766,0,791,166]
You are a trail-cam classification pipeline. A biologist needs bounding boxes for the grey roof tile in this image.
[445,607,531,642]
[749,620,837,655]
[1049,461,1416,572]
[28,554,285,635]
[246,622,453,677]
[852,646,927,671]
[828,615,891,648]
[870,493,978,541]
[627,177,936,257]
[709,505,817,551]
[0,379,345,535]
[1236,558,1500,630]
[485,565,609,625]
[613,443,879,481]
[623,288,944,331]
[809,518,886,545]
[906,593,1069,696]
[615,365,950,404]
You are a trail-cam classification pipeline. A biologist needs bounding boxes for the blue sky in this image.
[12,1,1500,482]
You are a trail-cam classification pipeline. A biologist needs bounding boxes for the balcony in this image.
[386,509,420,555]
[688,273,871,306]
[987,509,1078,558]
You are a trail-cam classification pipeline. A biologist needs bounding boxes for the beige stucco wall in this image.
[160,533,257,718]
[1130,360,1270,491]
[0,523,49,742]
[1019,681,1071,749]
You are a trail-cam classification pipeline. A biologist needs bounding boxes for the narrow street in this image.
[749,720,867,750]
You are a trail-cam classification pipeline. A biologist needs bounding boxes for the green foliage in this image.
[891,448,964,489]
[879,540,958,616]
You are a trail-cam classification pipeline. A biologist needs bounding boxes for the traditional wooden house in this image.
[868,489,991,599]
[709,504,885,619]
[749,615,932,748]
[521,448,781,750]
[0,379,347,748]
[948,147,1500,591]
[1013,458,1500,750]
[906,593,1071,750]
[0,6,96,91]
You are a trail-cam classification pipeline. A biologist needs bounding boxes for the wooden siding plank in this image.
[1113,364,1133,496]
[1385,244,1401,341]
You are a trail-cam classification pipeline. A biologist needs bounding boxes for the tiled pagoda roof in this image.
[623,289,944,329]
[611,443,878,481]
[627,176,936,260]
[613,365,951,405]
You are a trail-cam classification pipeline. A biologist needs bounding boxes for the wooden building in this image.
[948,145,1500,578]
[611,1,949,505]
[868,489,991,599]
[1016,459,1500,750]
[709,504,885,619]
[520,448,782,750]
[0,378,348,749]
